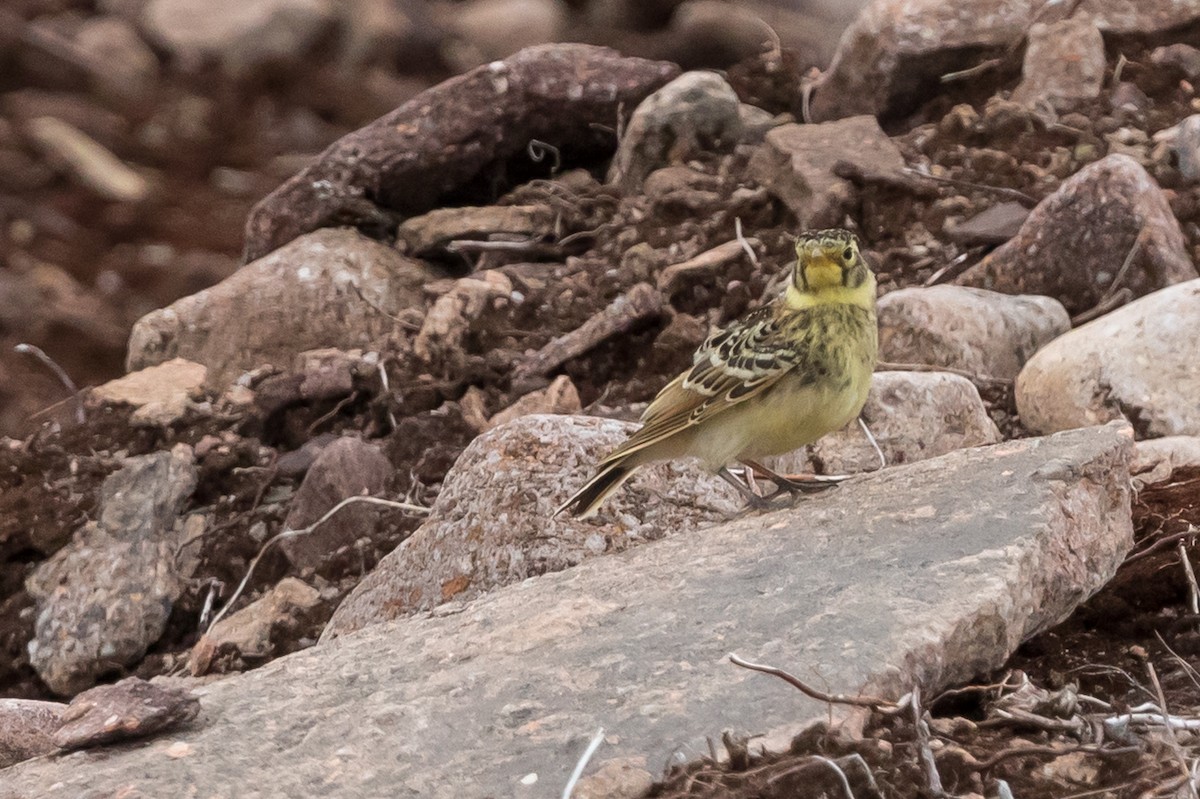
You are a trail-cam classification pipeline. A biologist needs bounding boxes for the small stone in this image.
[89,358,208,427]
[812,371,1000,474]
[1170,115,1200,183]
[607,71,742,193]
[748,116,905,229]
[53,678,199,751]
[1132,437,1200,489]
[1016,279,1200,438]
[1110,82,1151,118]
[191,578,322,674]
[26,446,198,695]
[956,155,1197,315]
[74,17,160,106]
[279,437,394,572]
[488,375,582,430]
[878,285,1068,380]
[1011,18,1105,113]
[944,201,1029,246]
[1149,43,1200,81]
[571,756,655,799]
[0,699,65,768]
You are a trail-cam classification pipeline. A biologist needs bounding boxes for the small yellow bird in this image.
[555,228,879,518]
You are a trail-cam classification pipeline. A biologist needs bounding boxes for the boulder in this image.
[877,286,1069,380]
[127,228,437,389]
[956,155,1196,315]
[607,71,742,193]
[1016,279,1200,438]
[813,371,1001,474]
[323,414,742,638]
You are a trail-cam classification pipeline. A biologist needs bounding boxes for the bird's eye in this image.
[842,247,854,262]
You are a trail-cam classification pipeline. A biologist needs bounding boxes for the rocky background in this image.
[3,0,1200,796]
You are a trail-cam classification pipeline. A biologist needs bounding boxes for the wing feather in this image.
[601,307,809,466]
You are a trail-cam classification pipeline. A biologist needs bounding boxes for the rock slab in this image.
[1016,278,1200,438]
[1,424,1134,796]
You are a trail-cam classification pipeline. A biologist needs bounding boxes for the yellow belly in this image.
[682,368,873,468]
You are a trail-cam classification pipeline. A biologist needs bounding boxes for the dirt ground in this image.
[2,6,1200,796]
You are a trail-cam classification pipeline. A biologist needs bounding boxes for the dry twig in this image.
[728,654,907,713]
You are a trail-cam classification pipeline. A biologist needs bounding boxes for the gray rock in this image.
[1016,278,1200,438]
[53,677,200,751]
[141,0,335,77]
[1011,18,1106,113]
[811,0,1033,121]
[749,117,906,229]
[878,285,1069,380]
[323,414,742,639]
[944,201,1029,246]
[1132,436,1200,490]
[956,155,1197,315]
[813,371,1001,474]
[26,446,198,695]
[607,71,742,193]
[278,437,394,572]
[0,424,1135,796]
[127,228,438,389]
[0,698,65,768]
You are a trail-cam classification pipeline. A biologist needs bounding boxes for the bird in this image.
[555,228,879,519]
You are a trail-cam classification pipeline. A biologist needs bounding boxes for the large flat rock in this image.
[0,424,1134,797]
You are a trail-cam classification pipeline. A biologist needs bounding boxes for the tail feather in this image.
[554,462,640,519]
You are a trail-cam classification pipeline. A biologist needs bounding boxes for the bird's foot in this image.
[739,460,850,499]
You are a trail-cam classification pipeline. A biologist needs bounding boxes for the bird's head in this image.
[786,229,875,310]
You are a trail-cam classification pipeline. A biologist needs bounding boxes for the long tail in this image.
[554,461,641,519]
